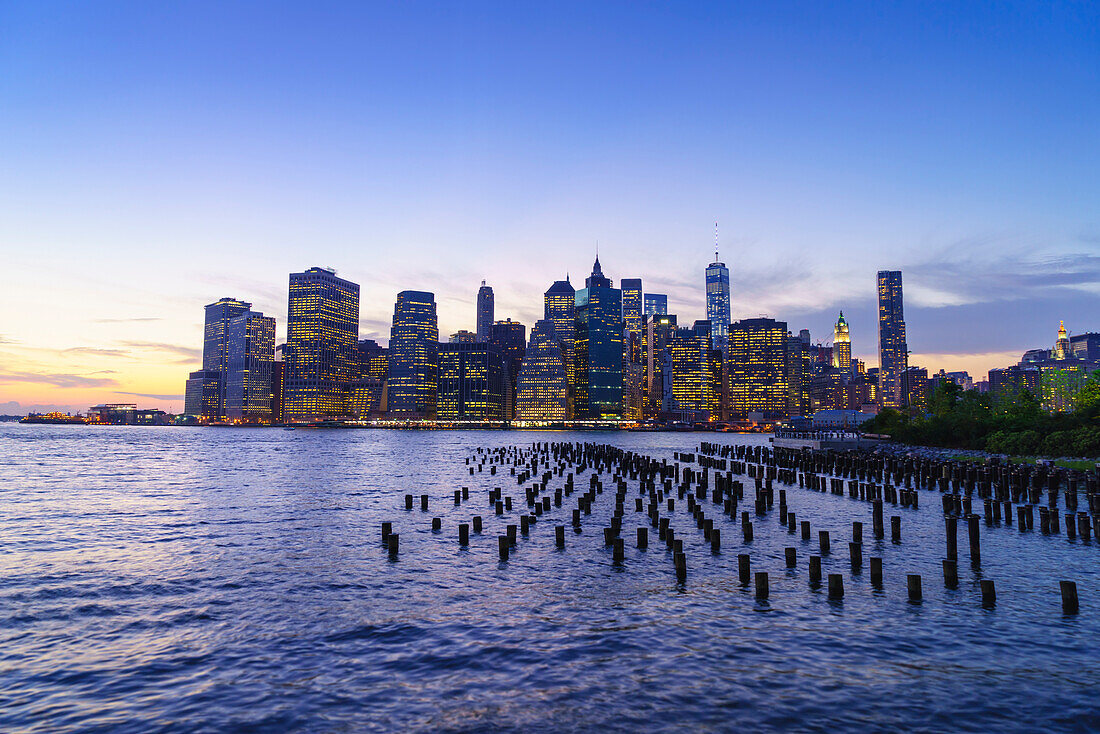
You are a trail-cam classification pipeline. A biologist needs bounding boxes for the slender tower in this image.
[877,270,908,408]
[705,223,731,349]
[833,311,852,374]
[476,281,494,342]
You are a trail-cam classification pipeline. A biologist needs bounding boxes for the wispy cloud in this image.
[92,317,162,324]
[63,347,131,358]
[113,391,184,400]
[905,250,1100,308]
[0,370,119,388]
[121,341,202,360]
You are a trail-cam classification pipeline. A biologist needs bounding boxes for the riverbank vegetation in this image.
[862,375,1100,459]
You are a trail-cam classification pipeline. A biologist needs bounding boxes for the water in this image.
[2,424,1099,732]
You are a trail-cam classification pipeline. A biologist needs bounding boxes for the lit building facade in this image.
[225,310,276,422]
[644,293,668,317]
[184,370,221,420]
[644,314,677,417]
[284,268,360,422]
[387,290,439,418]
[349,339,387,417]
[476,281,494,343]
[544,277,576,394]
[450,330,477,343]
[705,252,731,348]
[620,278,643,347]
[670,320,715,420]
[832,311,851,374]
[515,319,569,422]
[877,270,908,409]
[728,317,791,419]
[438,342,506,420]
[574,257,624,420]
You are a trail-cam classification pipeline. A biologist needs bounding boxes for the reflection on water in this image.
[1,425,1098,732]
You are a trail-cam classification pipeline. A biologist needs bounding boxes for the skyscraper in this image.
[728,317,791,420]
[877,270,908,409]
[387,290,439,418]
[196,297,252,419]
[489,319,526,418]
[574,256,624,420]
[643,293,668,317]
[284,268,360,422]
[225,310,276,422]
[620,278,643,344]
[514,320,569,422]
[832,311,852,374]
[644,313,678,418]
[438,342,506,420]
[476,281,494,342]
[705,246,731,348]
[670,320,716,420]
[544,276,576,394]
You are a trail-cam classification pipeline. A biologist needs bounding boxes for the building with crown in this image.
[833,311,852,375]
[574,256,623,420]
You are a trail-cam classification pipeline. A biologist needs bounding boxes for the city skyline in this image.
[2,2,1099,413]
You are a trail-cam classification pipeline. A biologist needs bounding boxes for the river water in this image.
[2,425,1098,732]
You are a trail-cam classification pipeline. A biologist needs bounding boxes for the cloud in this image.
[92,317,162,324]
[121,341,202,359]
[0,335,14,344]
[113,391,184,400]
[905,251,1100,309]
[0,370,119,388]
[63,347,131,358]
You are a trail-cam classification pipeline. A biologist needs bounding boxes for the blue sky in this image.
[0,1,1098,412]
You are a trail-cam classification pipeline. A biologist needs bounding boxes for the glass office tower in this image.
[644,293,668,317]
[387,290,439,418]
[225,311,276,422]
[284,267,360,422]
[476,281,494,343]
[705,252,731,348]
[876,270,908,408]
[198,297,252,419]
[574,257,623,420]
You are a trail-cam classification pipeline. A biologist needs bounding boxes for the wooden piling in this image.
[942,559,958,588]
[907,574,922,602]
[1061,580,1079,614]
[870,557,883,587]
[809,555,822,585]
[828,573,843,599]
[755,571,769,599]
[981,578,996,607]
[738,553,751,584]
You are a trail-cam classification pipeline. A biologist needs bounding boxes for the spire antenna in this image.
[714,221,719,261]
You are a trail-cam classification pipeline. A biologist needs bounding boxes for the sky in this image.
[1,1,1098,414]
